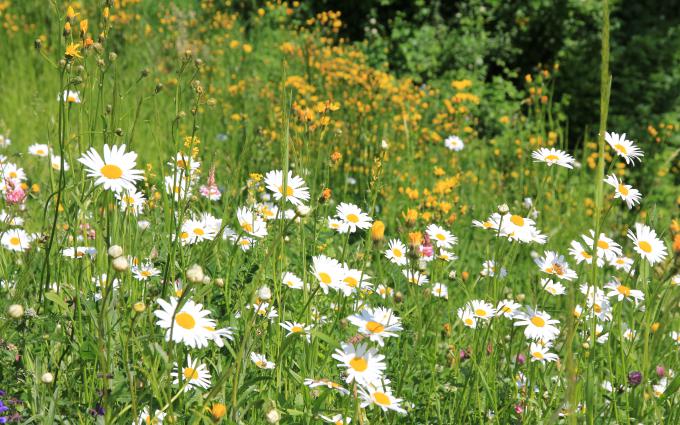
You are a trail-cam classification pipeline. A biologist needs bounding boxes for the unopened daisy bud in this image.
[41,372,54,384]
[296,204,310,217]
[186,264,204,283]
[108,52,118,62]
[265,408,280,424]
[448,270,457,280]
[184,49,193,60]
[516,293,526,302]
[112,256,129,272]
[381,139,389,150]
[194,58,203,67]
[370,220,385,242]
[214,278,224,287]
[8,304,24,319]
[133,302,146,313]
[202,276,211,285]
[257,285,272,301]
[497,204,510,214]
[210,403,227,420]
[108,245,123,258]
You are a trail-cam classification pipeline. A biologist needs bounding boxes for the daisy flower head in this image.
[250,352,276,369]
[431,282,448,299]
[541,278,566,296]
[311,255,344,294]
[426,223,457,248]
[480,260,507,278]
[154,297,215,348]
[115,189,146,216]
[50,155,70,171]
[332,342,386,385]
[179,213,220,245]
[603,174,641,209]
[375,284,394,299]
[236,206,267,238]
[535,251,577,281]
[280,321,313,342]
[171,354,211,392]
[605,132,644,165]
[303,378,350,396]
[347,307,402,347]
[207,326,235,348]
[1,228,32,252]
[609,255,633,272]
[320,414,352,424]
[250,302,278,320]
[168,151,200,176]
[132,262,160,281]
[357,381,407,414]
[78,144,143,193]
[328,217,343,231]
[529,342,559,364]
[496,300,522,318]
[402,269,429,286]
[627,223,667,265]
[282,271,304,289]
[581,230,622,263]
[62,246,96,259]
[457,307,477,328]
[514,308,560,341]
[568,240,598,266]
[264,169,310,206]
[384,239,408,266]
[136,408,166,425]
[164,174,193,201]
[444,135,464,151]
[1,162,26,183]
[338,266,372,296]
[532,147,575,169]
[335,202,372,233]
[59,90,81,103]
[467,299,496,321]
[28,143,50,157]
[605,279,644,304]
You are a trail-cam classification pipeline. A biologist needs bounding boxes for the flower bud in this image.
[265,408,280,424]
[497,204,510,214]
[41,372,54,384]
[108,245,123,258]
[186,264,204,283]
[258,285,272,301]
[133,302,146,313]
[112,256,129,272]
[296,204,310,217]
[8,304,24,319]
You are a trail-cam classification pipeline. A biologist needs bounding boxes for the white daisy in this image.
[115,189,146,216]
[264,169,310,206]
[431,282,448,299]
[444,135,464,151]
[282,271,304,289]
[535,251,578,281]
[347,307,402,347]
[603,174,641,209]
[171,354,211,392]
[627,223,667,265]
[280,321,313,342]
[532,147,575,168]
[237,206,267,238]
[514,308,560,341]
[332,342,386,385]
[250,352,276,369]
[78,144,143,193]
[457,307,477,328]
[384,239,408,266]
[1,228,32,252]
[335,202,372,233]
[311,255,344,294]
[357,381,406,414]
[28,143,50,157]
[605,132,644,164]
[154,297,215,348]
[529,342,559,363]
[426,223,457,248]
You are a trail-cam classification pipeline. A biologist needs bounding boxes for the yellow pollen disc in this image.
[581,251,592,259]
[141,271,151,277]
[100,164,123,179]
[373,391,391,406]
[9,171,16,178]
[183,367,199,380]
[617,285,631,297]
[9,237,20,245]
[318,272,332,284]
[176,159,186,168]
[193,228,205,236]
[474,309,487,317]
[67,96,76,102]
[344,277,358,287]
[483,221,492,228]
[638,241,652,253]
[616,258,624,264]
[290,326,303,333]
[530,316,546,327]
[175,312,196,329]
[180,231,189,239]
[464,318,473,325]
[125,196,135,204]
[614,143,627,154]
[366,321,385,334]
[392,248,402,257]
[349,357,368,372]
[510,215,525,226]
[346,213,360,223]
[618,184,629,196]
[241,222,253,232]
[37,149,45,155]
[278,185,294,197]
[545,154,559,161]
[533,351,544,360]
[597,240,609,249]
[256,360,266,368]
[594,304,602,313]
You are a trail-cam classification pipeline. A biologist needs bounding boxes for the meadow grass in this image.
[0,1,678,424]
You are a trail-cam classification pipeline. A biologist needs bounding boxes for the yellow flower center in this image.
[530,316,545,327]
[9,237,20,246]
[141,270,152,277]
[193,228,205,236]
[617,285,631,297]
[474,309,487,317]
[346,213,360,223]
[638,241,652,253]
[36,149,45,155]
[366,321,385,334]
[510,215,525,226]
[344,277,358,287]
[581,251,592,259]
[183,367,199,380]
[392,248,403,257]
[175,312,196,329]
[180,231,189,239]
[618,184,629,196]
[545,154,559,161]
[614,143,627,154]
[318,272,332,284]
[100,164,123,179]
[256,360,266,368]
[532,351,544,360]
[290,326,303,333]
[464,318,474,326]
[241,222,253,232]
[349,357,368,372]
[278,185,294,197]
[597,240,609,249]
[373,391,391,406]
[435,233,446,240]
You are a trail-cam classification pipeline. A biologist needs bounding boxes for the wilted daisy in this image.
[311,255,344,294]
[115,189,146,215]
[304,378,350,395]
[529,342,559,363]
[347,307,402,346]
[264,169,310,206]
[514,308,560,341]
[335,202,372,233]
[431,282,448,299]
[603,174,641,209]
[132,263,161,281]
[280,321,313,342]
[332,342,386,385]
[250,352,275,369]
[154,297,215,348]
[605,132,644,164]
[282,272,304,290]
[384,239,408,266]
[458,307,477,328]
[426,224,457,248]
[532,147,575,168]
[1,228,32,252]
[605,279,644,304]
[171,354,211,392]
[28,143,50,157]
[535,251,577,281]
[78,144,143,193]
[627,223,667,265]
[358,381,407,414]
[136,408,166,425]
[444,135,464,151]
